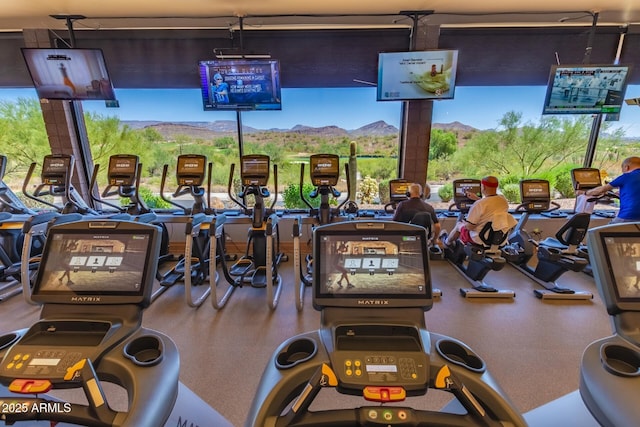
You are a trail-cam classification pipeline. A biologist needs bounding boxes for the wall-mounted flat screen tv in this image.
[21,48,116,101]
[542,64,631,115]
[377,50,458,101]
[198,59,282,111]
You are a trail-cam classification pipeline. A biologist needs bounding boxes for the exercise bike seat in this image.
[539,213,590,251]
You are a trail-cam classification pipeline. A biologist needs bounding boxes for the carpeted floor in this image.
[0,255,612,426]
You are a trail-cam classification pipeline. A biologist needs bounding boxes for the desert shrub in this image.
[359,176,379,204]
[501,183,521,203]
[438,183,453,202]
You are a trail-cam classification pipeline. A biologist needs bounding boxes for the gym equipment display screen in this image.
[21,48,116,101]
[588,224,640,314]
[572,168,602,190]
[452,179,481,210]
[42,154,72,185]
[377,50,458,101]
[198,59,282,111]
[542,64,631,115]
[176,154,206,186]
[108,155,138,187]
[241,155,270,186]
[310,154,339,186]
[32,222,159,306]
[600,234,640,302]
[521,180,550,200]
[389,179,409,203]
[313,222,431,309]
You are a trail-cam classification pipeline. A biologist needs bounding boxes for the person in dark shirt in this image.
[392,183,442,247]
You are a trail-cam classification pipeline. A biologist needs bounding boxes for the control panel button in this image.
[363,386,406,402]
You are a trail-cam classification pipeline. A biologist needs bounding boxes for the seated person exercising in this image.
[442,175,516,246]
[392,182,442,246]
[585,156,640,223]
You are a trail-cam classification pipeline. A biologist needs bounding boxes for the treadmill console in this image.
[313,221,431,392]
[0,220,161,385]
[581,223,640,427]
[313,221,432,310]
[0,320,116,385]
[587,223,640,316]
[332,325,428,392]
[245,220,528,426]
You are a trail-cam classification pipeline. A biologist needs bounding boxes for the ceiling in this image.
[2,2,640,89]
[1,1,640,32]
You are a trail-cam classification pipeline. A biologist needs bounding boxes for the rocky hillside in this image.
[122,119,478,140]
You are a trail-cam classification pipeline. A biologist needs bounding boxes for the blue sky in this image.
[2,85,640,136]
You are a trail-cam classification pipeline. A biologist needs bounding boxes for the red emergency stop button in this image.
[363,386,406,402]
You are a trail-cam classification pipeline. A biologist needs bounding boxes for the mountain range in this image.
[122,119,479,139]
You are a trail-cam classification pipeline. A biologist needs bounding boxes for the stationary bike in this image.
[443,179,516,299]
[570,167,619,276]
[245,220,527,427]
[502,179,593,300]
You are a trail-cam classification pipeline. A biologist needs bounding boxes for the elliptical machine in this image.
[0,154,35,216]
[22,154,96,215]
[245,220,527,427]
[155,154,218,307]
[503,179,593,300]
[295,154,350,310]
[443,179,516,299]
[217,154,284,309]
[0,155,41,301]
[17,154,99,304]
[89,154,150,216]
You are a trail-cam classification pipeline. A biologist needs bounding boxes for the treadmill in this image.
[580,223,640,427]
[0,219,231,426]
[246,220,526,427]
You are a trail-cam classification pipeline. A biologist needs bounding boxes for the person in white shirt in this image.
[441,176,516,246]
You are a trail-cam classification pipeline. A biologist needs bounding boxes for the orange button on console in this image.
[8,379,53,394]
[363,386,406,402]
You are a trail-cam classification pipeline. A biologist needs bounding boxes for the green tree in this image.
[452,111,591,179]
[429,129,457,160]
[0,98,50,170]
